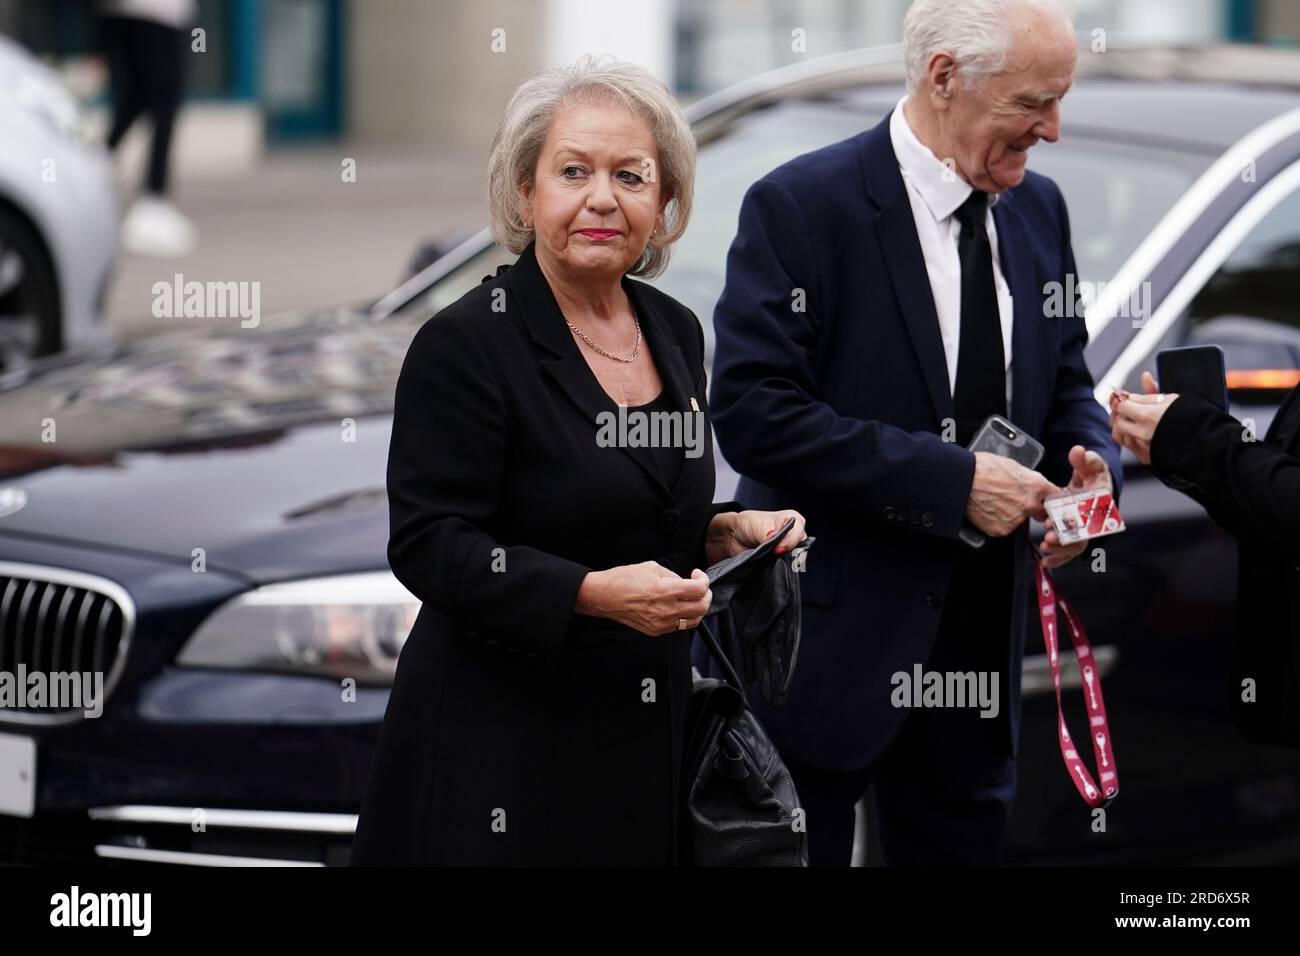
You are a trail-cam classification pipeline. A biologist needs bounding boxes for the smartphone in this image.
[968,415,1046,469]
[960,416,1045,550]
[1156,345,1229,411]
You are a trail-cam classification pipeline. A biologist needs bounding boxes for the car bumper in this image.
[0,805,359,866]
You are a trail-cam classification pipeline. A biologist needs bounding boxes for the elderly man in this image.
[705,0,1122,865]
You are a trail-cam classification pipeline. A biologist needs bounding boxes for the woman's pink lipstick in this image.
[578,229,620,240]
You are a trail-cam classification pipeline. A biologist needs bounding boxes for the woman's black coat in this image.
[350,242,738,865]
[1148,384,1300,747]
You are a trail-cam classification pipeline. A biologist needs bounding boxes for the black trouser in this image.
[103,16,187,196]
[789,536,1019,866]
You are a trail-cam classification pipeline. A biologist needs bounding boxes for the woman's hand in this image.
[1111,371,1179,465]
[705,509,808,565]
[575,562,712,637]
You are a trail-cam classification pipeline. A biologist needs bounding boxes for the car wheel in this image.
[0,205,61,372]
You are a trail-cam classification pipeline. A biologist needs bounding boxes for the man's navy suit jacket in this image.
[704,110,1123,771]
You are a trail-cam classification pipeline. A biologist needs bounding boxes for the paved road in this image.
[105,146,486,338]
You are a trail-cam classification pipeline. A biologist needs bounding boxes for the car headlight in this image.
[177,572,421,685]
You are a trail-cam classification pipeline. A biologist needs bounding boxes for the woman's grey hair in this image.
[487,55,695,279]
[903,0,1074,95]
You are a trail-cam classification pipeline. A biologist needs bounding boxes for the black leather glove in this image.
[705,536,812,708]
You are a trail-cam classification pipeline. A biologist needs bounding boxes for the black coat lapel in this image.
[504,243,696,502]
[624,278,705,499]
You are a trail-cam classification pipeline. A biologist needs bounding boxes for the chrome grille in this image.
[0,562,135,724]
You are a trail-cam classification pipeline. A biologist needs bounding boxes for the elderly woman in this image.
[350,57,806,866]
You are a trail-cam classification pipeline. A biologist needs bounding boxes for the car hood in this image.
[0,309,423,580]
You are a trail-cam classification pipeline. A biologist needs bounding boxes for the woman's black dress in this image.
[350,242,737,865]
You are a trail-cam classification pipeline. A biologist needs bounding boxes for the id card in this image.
[1045,489,1126,545]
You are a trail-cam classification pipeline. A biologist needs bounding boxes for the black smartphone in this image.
[960,415,1045,550]
[1156,345,1229,411]
[967,415,1046,469]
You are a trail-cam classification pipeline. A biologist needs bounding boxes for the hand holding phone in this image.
[965,451,1059,538]
[960,415,1055,547]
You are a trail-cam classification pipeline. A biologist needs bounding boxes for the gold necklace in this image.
[565,301,641,363]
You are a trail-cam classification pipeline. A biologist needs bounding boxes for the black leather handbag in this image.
[679,530,810,867]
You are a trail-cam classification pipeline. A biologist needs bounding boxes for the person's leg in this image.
[870,716,1018,864]
[103,18,147,150]
[871,540,1019,864]
[782,753,874,866]
[137,21,187,196]
[118,20,196,257]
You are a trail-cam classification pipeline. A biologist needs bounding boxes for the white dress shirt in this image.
[888,96,1015,408]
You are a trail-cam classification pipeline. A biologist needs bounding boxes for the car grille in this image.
[0,562,135,724]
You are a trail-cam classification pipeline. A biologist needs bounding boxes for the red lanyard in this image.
[1033,560,1119,809]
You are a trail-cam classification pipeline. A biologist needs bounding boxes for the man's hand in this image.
[965,452,1060,537]
[1065,444,1112,494]
[1038,445,1115,570]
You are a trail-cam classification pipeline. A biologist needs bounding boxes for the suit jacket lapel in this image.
[991,194,1043,431]
[860,114,953,428]
[505,243,687,502]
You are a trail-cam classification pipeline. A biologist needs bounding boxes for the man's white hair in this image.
[903,0,1075,95]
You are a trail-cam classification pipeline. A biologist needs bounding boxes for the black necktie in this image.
[952,190,1006,446]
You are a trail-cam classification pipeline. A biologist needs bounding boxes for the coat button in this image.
[883,506,896,520]
[924,593,942,610]
[921,513,934,528]
[909,510,921,525]
[485,638,500,648]
[658,509,680,533]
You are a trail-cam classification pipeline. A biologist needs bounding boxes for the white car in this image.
[0,34,117,369]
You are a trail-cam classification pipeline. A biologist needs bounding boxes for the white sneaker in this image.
[122,196,198,258]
